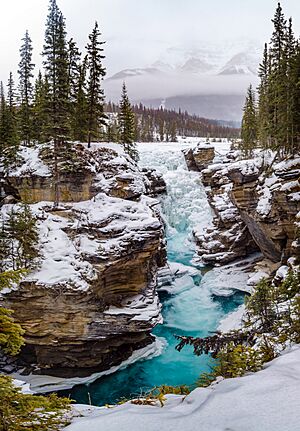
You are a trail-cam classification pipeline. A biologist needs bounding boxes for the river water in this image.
[61,141,244,405]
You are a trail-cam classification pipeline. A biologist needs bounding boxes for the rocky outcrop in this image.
[182,143,215,171]
[3,143,148,204]
[142,168,167,196]
[190,148,300,265]
[0,144,167,377]
[228,157,300,262]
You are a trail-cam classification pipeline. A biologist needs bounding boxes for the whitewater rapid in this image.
[58,139,245,405]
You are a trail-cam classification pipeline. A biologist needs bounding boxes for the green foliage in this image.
[0,375,71,431]
[18,30,35,146]
[240,84,257,156]
[197,344,265,387]
[0,270,26,355]
[4,203,39,270]
[43,0,70,142]
[0,75,20,168]
[255,2,300,155]
[86,21,107,147]
[119,82,138,161]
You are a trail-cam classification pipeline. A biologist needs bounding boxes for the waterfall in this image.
[63,140,244,406]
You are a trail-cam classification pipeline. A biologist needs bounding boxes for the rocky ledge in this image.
[1,142,165,203]
[0,143,166,378]
[184,144,300,266]
[182,142,215,171]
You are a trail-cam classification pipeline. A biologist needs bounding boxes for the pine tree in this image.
[86,21,107,147]
[257,43,271,148]
[6,203,39,270]
[268,2,287,150]
[72,57,89,141]
[43,0,70,205]
[0,74,19,167]
[18,30,35,146]
[32,72,51,143]
[119,82,138,160]
[290,41,300,152]
[241,84,257,157]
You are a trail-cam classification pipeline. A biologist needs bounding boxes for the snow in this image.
[247,270,269,286]
[201,254,262,296]
[12,337,166,393]
[13,379,33,394]
[64,345,300,431]
[10,145,51,177]
[1,193,162,292]
[218,304,245,332]
[104,292,162,323]
[256,174,280,217]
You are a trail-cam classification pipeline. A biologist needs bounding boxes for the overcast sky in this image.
[0,0,300,84]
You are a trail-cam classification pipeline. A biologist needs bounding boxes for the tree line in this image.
[0,0,137,169]
[241,2,300,157]
[106,102,240,143]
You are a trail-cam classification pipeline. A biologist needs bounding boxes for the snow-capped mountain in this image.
[104,39,262,121]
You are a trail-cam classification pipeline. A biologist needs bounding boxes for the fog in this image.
[0,0,299,82]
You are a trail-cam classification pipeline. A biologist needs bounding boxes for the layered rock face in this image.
[228,157,300,262]
[4,143,148,203]
[182,143,215,171]
[1,143,166,376]
[188,145,300,265]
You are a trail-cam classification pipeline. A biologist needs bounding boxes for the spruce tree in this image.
[0,74,19,168]
[119,82,138,160]
[18,30,35,146]
[43,0,70,205]
[241,84,257,157]
[86,21,107,147]
[257,43,270,148]
[268,2,287,150]
[32,72,51,143]
[43,0,70,141]
[72,57,89,141]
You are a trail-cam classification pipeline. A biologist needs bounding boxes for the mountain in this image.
[104,40,262,121]
[107,67,163,81]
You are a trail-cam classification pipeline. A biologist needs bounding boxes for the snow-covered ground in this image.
[65,345,300,431]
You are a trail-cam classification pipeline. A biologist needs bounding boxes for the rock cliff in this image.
[0,143,167,377]
[185,144,300,265]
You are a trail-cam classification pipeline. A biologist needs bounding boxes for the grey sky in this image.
[0,0,300,83]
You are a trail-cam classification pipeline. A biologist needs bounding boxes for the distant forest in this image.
[106,102,241,142]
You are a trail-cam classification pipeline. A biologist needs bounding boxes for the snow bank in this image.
[218,304,245,332]
[64,345,300,431]
[201,253,262,296]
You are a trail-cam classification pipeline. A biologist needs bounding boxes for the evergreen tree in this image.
[241,84,257,157]
[72,57,89,141]
[257,43,271,148]
[18,30,35,146]
[67,37,81,103]
[119,82,138,160]
[6,203,39,270]
[32,72,51,142]
[86,21,107,147]
[268,2,287,150]
[290,40,300,152]
[43,0,70,140]
[43,0,70,205]
[0,74,19,167]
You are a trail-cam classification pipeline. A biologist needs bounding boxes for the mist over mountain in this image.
[104,39,261,121]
